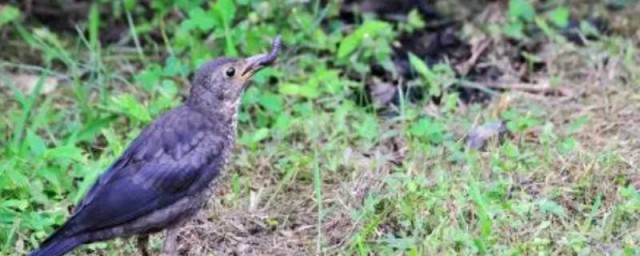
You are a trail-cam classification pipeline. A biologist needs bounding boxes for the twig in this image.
[0,62,69,80]
[456,38,491,75]
[484,81,574,97]
[458,79,574,98]
[457,80,499,96]
[126,10,146,62]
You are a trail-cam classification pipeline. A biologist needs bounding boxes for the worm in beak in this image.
[242,36,282,76]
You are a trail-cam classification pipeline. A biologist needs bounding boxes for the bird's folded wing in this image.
[58,111,225,237]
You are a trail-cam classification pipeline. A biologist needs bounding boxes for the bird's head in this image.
[188,36,281,114]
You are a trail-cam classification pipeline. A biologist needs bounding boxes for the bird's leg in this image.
[162,227,179,256]
[137,235,150,256]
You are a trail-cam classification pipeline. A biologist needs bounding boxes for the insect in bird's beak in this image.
[241,36,282,77]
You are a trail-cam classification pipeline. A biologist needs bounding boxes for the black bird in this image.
[30,36,282,256]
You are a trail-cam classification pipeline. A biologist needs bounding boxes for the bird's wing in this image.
[52,108,226,238]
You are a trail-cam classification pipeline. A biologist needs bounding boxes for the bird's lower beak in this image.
[241,54,271,77]
[241,36,282,77]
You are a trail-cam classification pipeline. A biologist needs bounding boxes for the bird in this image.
[29,36,282,256]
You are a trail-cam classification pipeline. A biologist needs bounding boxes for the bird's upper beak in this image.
[241,36,282,77]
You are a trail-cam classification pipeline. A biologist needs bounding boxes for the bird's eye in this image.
[225,67,236,77]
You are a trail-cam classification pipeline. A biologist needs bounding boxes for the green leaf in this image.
[548,7,570,28]
[0,5,20,28]
[111,94,151,122]
[240,127,271,147]
[74,167,100,204]
[300,82,320,99]
[212,0,236,26]
[28,179,48,205]
[534,17,554,38]
[102,128,123,156]
[0,199,29,211]
[310,69,341,95]
[566,116,589,134]
[74,115,118,143]
[580,20,601,37]
[509,0,535,22]
[159,79,179,97]
[31,27,72,64]
[356,115,379,141]
[258,93,283,113]
[501,141,520,158]
[274,114,292,131]
[337,32,361,59]
[468,180,492,253]
[212,0,237,56]
[26,130,47,156]
[252,67,278,84]
[163,56,189,76]
[557,137,577,155]
[278,83,302,96]
[124,0,136,11]
[539,199,567,217]
[44,145,84,161]
[337,20,391,59]
[360,20,391,37]
[278,82,320,99]
[251,128,270,144]
[134,65,162,91]
[408,53,435,81]
[241,87,260,105]
[88,3,100,50]
[407,9,425,30]
[186,7,217,32]
[409,118,445,144]
[7,168,30,188]
[503,21,525,39]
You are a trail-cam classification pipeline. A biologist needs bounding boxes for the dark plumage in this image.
[30,36,282,256]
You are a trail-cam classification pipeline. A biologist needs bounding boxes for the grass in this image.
[1,0,640,255]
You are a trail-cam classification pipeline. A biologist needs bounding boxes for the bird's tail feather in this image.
[29,236,84,256]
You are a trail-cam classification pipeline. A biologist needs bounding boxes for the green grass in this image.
[1,0,640,255]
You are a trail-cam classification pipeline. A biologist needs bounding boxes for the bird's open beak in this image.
[241,36,282,77]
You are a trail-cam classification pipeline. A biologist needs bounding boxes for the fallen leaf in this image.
[485,79,574,98]
[632,175,640,191]
[466,120,509,150]
[368,77,396,107]
[0,73,58,95]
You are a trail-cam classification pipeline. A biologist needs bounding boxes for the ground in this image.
[0,0,639,255]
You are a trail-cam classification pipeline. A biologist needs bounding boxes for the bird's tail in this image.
[29,236,84,256]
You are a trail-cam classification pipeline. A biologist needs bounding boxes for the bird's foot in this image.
[162,227,179,256]
[137,235,150,256]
